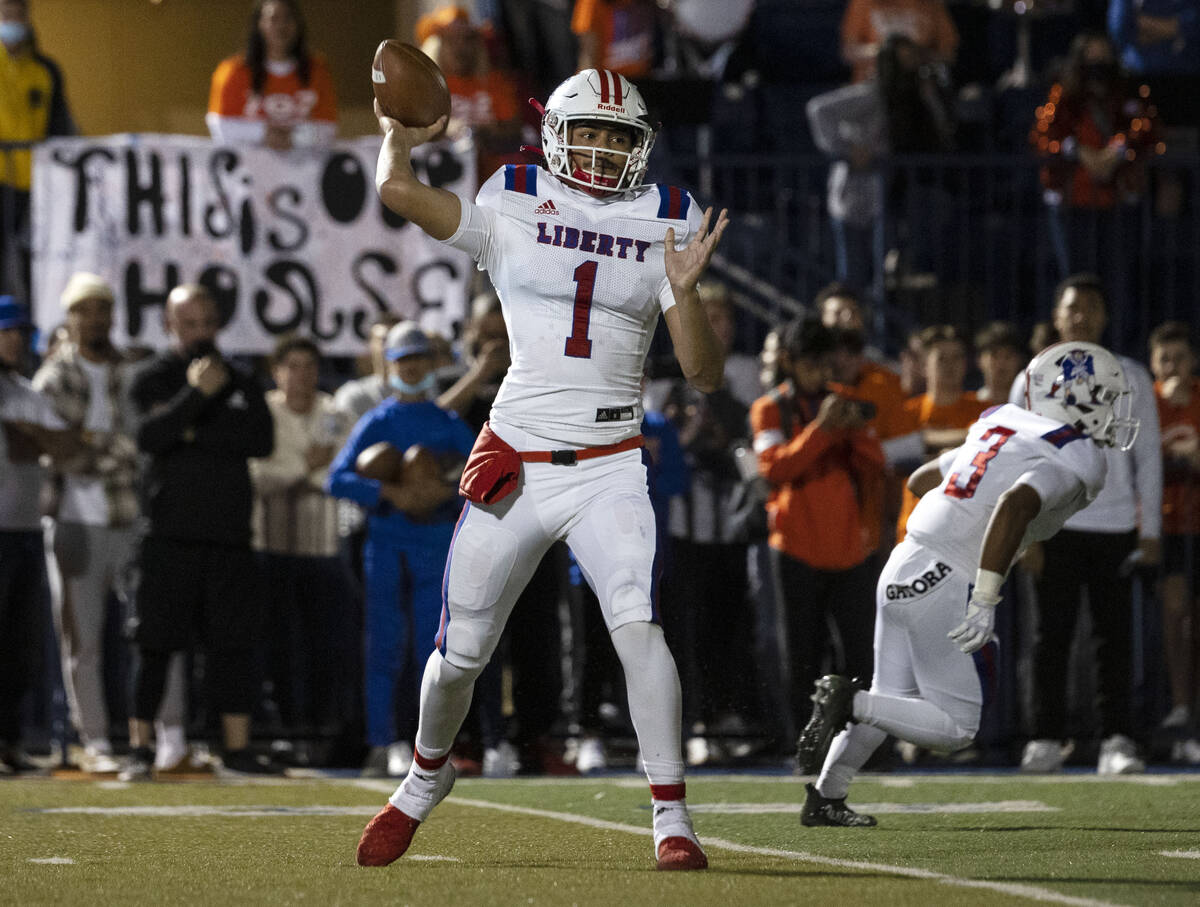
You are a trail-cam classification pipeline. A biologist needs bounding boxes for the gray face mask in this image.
[390,372,436,396]
[0,22,30,47]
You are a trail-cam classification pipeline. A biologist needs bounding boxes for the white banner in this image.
[30,134,476,356]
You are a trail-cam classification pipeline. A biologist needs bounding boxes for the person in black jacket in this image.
[120,284,274,779]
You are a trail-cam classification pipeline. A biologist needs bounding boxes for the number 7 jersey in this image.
[441,163,703,445]
[905,403,1108,572]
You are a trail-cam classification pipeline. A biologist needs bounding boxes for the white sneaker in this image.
[482,740,520,778]
[390,758,457,822]
[1021,739,1066,773]
[1097,734,1145,775]
[1160,705,1191,729]
[1177,738,1200,765]
[575,737,607,774]
[685,736,710,767]
[80,741,122,774]
[387,741,414,777]
[154,724,188,772]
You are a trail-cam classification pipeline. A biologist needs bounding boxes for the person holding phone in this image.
[748,315,886,746]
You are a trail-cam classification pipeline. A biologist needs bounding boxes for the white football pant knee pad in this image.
[603,567,652,626]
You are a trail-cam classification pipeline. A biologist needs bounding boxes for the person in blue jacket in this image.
[327,322,476,778]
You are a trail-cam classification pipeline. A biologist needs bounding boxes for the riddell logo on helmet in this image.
[595,103,625,113]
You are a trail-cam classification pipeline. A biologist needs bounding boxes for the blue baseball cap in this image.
[384,321,433,360]
[0,296,31,330]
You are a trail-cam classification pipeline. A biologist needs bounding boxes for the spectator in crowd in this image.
[1109,0,1200,136]
[1030,320,1059,356]
[32,274,176,774]
[750,316,885,741]
[0,297,73,773]
[0,0,75,298]
[653,282,760,765]
[334,315,401,425]
[249,335,353,756]
[1030,32,1163,286]
[1148,321,1200,759]
[206,0,337,150]
[572,0,659,78]
[121,283,276,781]
[496,0,578,99]
[840,0,959,83]
[894,325,987,542]
[418,5,531,184]
[973,320,1026,404]
[1010,273,1162,774]
[326,322,475,779]
[808,36,956,293]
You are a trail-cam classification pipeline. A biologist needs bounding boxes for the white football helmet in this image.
[1025,340,1139,449]
[541,69,656,196]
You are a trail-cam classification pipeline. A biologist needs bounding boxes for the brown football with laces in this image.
[371,39,451,133]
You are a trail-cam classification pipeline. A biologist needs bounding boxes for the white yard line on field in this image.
[448,795,1128,907]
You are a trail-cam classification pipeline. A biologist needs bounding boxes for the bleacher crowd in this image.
[1,0,1198,779]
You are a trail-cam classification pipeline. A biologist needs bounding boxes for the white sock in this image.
[856,690,975,751]
[816,722,888,800]
[610,622,684,785]
[651,797,698,850]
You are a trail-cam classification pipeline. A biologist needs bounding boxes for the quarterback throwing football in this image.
[795,341,1138,826]
[356,69,728,870]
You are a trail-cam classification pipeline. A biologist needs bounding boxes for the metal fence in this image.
[665,148,1200,358]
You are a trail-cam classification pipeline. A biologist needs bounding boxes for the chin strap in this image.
[528,97,546,116]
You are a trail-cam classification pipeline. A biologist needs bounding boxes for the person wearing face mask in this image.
[326,322,476,779]
[0,0,75,297]
[121,283,275,781]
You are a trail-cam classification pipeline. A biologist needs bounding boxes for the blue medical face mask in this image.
[0,22,30,47]
[389,372,436,396]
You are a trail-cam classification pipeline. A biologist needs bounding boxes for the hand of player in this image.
[948,591,1000,654]
[187,356,229,397]
[664,206,730,293]
[375,99,448,151]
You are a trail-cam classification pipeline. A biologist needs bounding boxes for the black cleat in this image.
[795,674,857,775]
[801,783,877,827]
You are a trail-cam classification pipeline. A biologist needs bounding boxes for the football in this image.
[355,441,406,483]
[371,39,451,131]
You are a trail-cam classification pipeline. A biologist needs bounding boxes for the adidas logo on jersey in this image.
[534,199,560,216]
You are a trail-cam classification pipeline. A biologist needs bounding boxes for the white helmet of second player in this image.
[1025,340,1139,449]
[541,69,656,196]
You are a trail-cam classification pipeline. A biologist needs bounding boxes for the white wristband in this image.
[972,568,1004,604]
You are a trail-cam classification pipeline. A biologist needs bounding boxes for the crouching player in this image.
[795,341,1137,825]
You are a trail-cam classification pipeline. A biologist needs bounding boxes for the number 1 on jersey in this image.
[565,260,597,358]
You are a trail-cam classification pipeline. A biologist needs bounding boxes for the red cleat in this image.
[356,803,421,867]
[655,835,708,871]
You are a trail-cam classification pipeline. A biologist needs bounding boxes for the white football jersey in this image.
[443,164,703,445]
[905,403,1108,571]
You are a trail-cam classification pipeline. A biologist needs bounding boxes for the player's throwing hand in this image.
[664,206,730,291]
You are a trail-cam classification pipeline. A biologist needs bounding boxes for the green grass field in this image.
[5,770,1200,905]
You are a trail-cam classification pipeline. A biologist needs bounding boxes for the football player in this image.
[795,340,1136,826]
[355,69,728,871]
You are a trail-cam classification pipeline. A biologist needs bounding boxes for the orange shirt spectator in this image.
[206,0,337,150]
[1157,376,1200,535]
[841,0,959,83]
[572,0,657,78]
